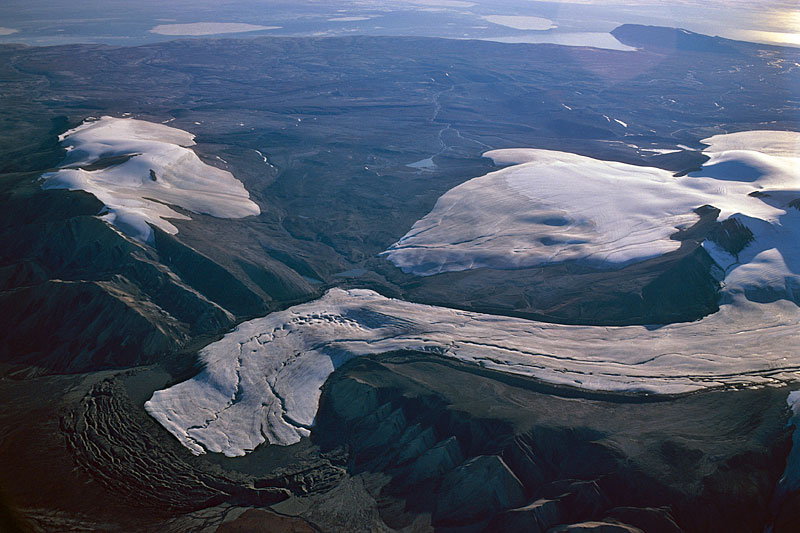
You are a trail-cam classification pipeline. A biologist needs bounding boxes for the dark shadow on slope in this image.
[312,352,797,532]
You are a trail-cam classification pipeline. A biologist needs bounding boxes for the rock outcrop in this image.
[312,353,794,531]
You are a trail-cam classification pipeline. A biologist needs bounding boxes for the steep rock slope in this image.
[304,354,794,532]
[0,166,314,375]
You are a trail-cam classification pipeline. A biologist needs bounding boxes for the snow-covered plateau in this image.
[146,130,800,457]
[382,131,800,292]
[41,116,260,243]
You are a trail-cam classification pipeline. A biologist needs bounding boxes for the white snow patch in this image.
[41,117,260,243]
[702,130,800,156]
[614,118,628,127]
[254,149,273,166]
[639,148,681,155]
[385,149,696,274]
[146,288,800,456]
[0,27,18,36]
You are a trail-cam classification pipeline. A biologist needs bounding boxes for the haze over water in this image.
[0,0,797,48]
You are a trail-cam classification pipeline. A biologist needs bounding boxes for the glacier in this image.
[382,131,800,285]
[146,288,800,456]
[41,116,261,243]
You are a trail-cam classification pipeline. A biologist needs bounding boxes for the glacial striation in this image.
[382,131,800,283]
[41,116,260,243]
[146,288,800,456]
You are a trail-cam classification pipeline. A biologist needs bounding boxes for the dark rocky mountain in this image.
[0,25,798,532]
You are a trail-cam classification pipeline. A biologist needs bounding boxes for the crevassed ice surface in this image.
[146,130,800,457]
[382,131,800,279]
[146,288,800,456]
[41,116,260,243]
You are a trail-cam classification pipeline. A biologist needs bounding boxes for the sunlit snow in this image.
[383,131,800,297]
[41,117,261,243]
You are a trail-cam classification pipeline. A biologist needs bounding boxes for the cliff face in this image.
[312,354,793,532]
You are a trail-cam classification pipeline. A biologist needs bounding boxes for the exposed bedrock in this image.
[59,376,344,518]
[0,172,316,375]
[0,279,188,374]
[312,353,798,532]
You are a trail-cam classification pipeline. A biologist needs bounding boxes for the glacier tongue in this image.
[146,288,800,456]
